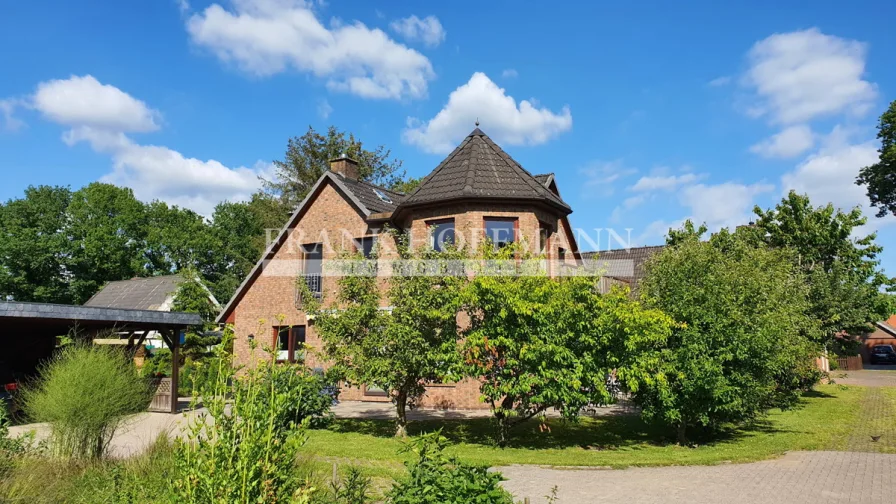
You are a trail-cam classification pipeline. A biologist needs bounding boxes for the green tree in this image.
[857,99,896,217]
[0,185,72,303]
[752,191,891,343]
[143,201,214,276]
[462,244,673,445]
[65,183,148,303]
[308,240,467,437]
[262,125,408,208]
[171,268,220,363]
[636,228,821,443]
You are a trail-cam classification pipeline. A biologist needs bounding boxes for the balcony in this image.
[296,272,322,308]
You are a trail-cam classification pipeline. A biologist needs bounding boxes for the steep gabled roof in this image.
[398,128,571,214]
[216,171,399,323]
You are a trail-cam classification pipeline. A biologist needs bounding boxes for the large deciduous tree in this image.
[262,125,411,209]
[752,191,891,344]
[462,244,673,445]
[65,183,148,304]
[857,100,896,217]
[0,185,72,303]
[635,227,821,443]
[308,239,467,437]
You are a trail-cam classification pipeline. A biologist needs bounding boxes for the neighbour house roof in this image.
[398,128,571,214]
[84,275,184,311]
[581,245,666,285]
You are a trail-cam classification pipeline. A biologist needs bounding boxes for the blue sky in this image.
[1,0,894,274]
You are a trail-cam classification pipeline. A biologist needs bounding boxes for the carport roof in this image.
[0,301,202,330]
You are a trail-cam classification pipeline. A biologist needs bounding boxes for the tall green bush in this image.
[23,343,152,459]
[634,226,821,443]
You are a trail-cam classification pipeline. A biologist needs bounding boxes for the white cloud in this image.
[64,126,266,216]
[631,172,702,192]
[0,98,25,132]
[749,125,815,158]
[744,28,877,124]
[32,75,161,132]
[389,15,445,47]
[186,0,434,100]
[680,181,774,230]
[502,69,518,79]
[23,74,266,215]
[708,76,731,87]
[403,72,572,154]
[317,98,333,119]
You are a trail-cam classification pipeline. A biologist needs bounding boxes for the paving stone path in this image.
[499,451,896,504]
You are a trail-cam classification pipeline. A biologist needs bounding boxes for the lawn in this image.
[303,384,869,480]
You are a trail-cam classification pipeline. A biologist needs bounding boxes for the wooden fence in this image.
[837,355,864,371]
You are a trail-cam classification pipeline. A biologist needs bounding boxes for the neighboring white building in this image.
[84,275,220,349]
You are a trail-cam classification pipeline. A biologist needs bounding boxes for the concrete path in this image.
[499,451,896,504]
[330,400,636,420]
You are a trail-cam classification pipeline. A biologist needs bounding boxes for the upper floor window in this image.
[355,236,377,258]
[484,217,517,249]
[429,219,456,252]
[302,243,323,298]
[538,222,552,254]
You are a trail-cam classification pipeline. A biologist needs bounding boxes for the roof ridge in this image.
[478,133,565,205]
[400,135,475,203]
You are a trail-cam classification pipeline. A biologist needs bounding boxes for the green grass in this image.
[304,384,867,479]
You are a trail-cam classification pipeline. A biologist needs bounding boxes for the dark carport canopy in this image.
[0,301,203,413]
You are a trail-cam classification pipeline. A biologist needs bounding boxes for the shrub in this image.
[267,365,337,429]
[634,226,822,443]
[385,432,514,504]
[171,340,316,503]
[23,343,152,459]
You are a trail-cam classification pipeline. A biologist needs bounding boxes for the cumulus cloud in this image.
[186,0,434,99]
[32,75,161,132]
[403,72,572,154]
[749,125,815,159]
[63,126,265,215]
[743,28,877,124]
[631,172,702,192]
[317,98,333,119]
[708,76,731,87]
[389,14,445,47]
[22,75,266,215]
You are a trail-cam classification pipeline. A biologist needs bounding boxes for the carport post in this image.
[170,329,180,414]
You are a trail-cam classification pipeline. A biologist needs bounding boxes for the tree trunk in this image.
[395,388,409,438]
[676,421,687,445]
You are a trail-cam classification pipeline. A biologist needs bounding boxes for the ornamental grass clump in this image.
[23,343,152,459]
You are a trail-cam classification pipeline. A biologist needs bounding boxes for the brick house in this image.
[216,127,581,409]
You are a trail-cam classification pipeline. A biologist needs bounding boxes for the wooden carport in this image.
[0,301,202,413]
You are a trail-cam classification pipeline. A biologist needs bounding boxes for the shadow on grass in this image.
[323,412,795,451]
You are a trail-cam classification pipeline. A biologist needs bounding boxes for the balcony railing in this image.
[296,272,322,308]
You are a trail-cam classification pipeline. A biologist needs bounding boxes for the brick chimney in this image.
[329,155,360,180]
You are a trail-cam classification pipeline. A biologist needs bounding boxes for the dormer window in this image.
[484,217,518,249]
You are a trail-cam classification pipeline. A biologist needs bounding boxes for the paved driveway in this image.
[499,451,896,504]
[833,368,896,387]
